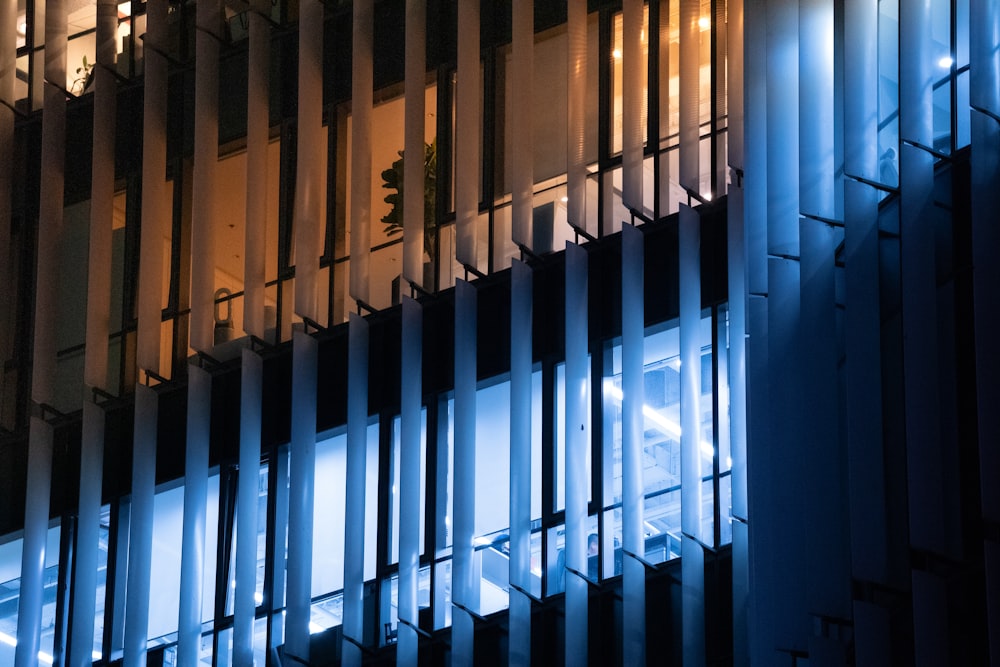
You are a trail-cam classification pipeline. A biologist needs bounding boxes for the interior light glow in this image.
[938,55,953,69]
[0,631,16,648]
[473,536,492,547]
[93,651,103,661]
[118,1,131,16]
[38,651,54,665]
[698,17,710,31]
[726,456,733,469]
[17,20,27,35]
[255,591,264,605]
[612,49,622,59]
[560,196,569,203]
[309,621,325,635]
[605,379,716,457]
[702,192,713,202]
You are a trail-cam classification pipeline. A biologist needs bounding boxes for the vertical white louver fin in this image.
[455,2,480,269]
[402,0,427,287]
[349,0,374,305]
[511,0,534,249]
[564,242,588,667]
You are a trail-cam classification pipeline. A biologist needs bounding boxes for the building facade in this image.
[0,0,997,665]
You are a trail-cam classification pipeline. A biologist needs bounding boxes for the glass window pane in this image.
[313,432,347,596]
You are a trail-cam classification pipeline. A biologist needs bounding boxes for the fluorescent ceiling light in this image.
[604,379,715,457]
[938,56,953,69]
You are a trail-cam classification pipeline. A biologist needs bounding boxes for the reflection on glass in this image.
[602,318,719,562]
[0,525,61,665]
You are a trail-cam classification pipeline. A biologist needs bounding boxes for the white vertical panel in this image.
[83,0,117,389]
[178,365,211,665]
[843,180,888,583]
[244,0,271,338]
[70,401,105,667]
[727,0,744,171]
[742,0,767,297]
[235,349,263,664]
[679,205,707,662]
[621,223,645,667]
[399,297,422,666]
[14,419,54,667]
[970,0,1000,116]
[843,0,878,182]
[759,256,801,663]
[622,0,643,211]
[899,144,945,556]
[343,314,370,667]
[564,242,588,667]
[899,0,932,149]
[798,0,834,219]
[190,0,221,353]
[70,0,117,661]
[449,280,478,664]
[970,112,1000,524]
[678,205,702,539]
[656,0,670,216]
[765,0,799,258]
[511,0,534,248]
[350,0,373,303]
[0,0,13,418]
[853,600,891,666]
[509,260,532,667]
[566,0,587,231]
[452,280,477,666]
[137,0,168,371]
[28,0,66,405]
[679,0,700,193]
[123,384,158,666]
[285,330,318,661]
[403,0,426,286]
[727,184,750,667]
[295,0,324,319]
[765,2,801,252]
[727,187,747,522]
[17,0,67,659]
[681,535,706,666]
[799,217,850,619]
[455,2,480,268]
